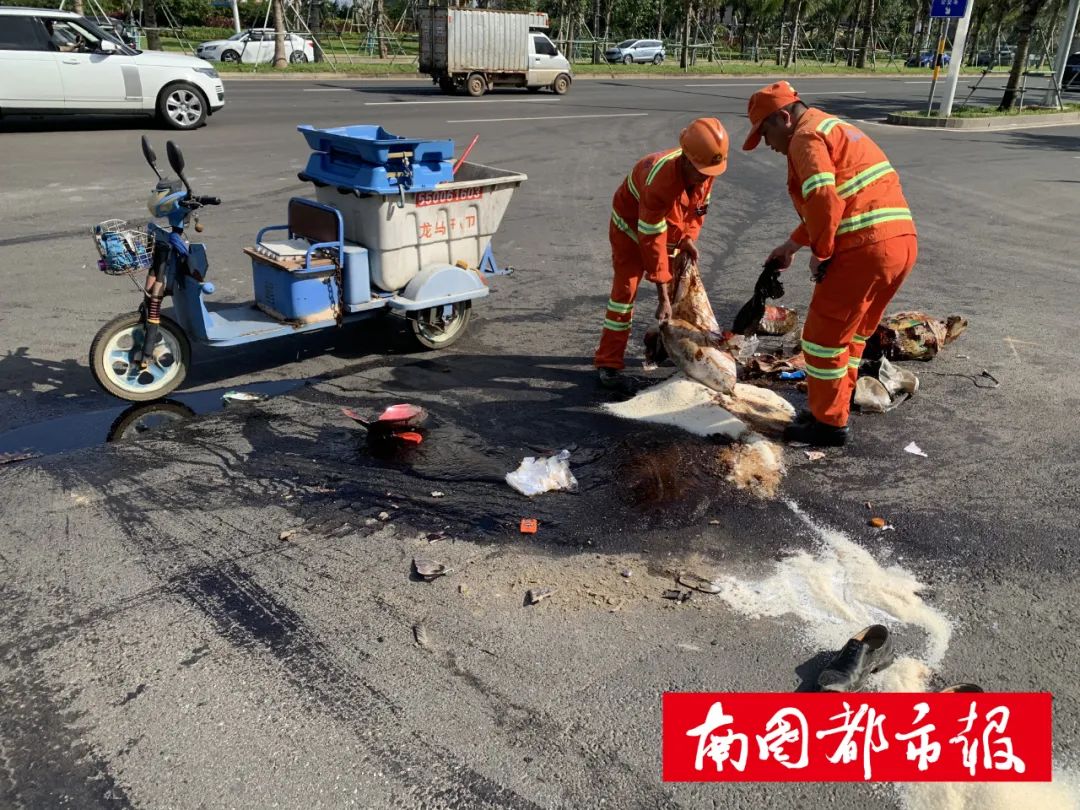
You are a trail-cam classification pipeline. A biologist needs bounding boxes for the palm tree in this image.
[273,0,287,68]
[1000,0,1048,107]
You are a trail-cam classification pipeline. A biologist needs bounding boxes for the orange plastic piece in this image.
[519,519,538,534]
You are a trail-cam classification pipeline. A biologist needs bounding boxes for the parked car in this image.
[906,51,951,68]
[0,7,225,129]
[1063,51,1080,90]
[605,39,665,65]
[974,46,1042,68]
[197,29,315,64]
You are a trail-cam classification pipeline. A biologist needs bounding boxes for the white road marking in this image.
[798,90,867,95]
[365,98,562,106]
[447,112,649,124]
[904,80,971,84]
[684,82,789,87]
[303,88,354,92]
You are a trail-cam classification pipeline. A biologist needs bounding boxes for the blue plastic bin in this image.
[253,259,340,324]
[298,124,454,166]
[301,152,453,194]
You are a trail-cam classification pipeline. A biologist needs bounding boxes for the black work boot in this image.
[597,368,636,394]
[784,416,849,447]
[818,625,895,692]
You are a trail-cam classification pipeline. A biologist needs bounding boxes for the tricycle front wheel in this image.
[410,301,472,350]
[90,311,191,401]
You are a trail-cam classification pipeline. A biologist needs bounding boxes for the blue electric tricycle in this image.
[89,126,526,402]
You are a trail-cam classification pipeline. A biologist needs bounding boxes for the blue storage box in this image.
[298,124,454,165]
[252,259,340,324]
[301,151,453,194]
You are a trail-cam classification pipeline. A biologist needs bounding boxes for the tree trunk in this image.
[592,0,601,63]
[857,0,875,68]
[73,0,84,13]
[308,1,324,63]
[785,0,802,66]
[966,7,983,65]
[657,0,665,39]
[376,0,388,58]
[848,0,865,66]
[273,0,287,68]
[144,0,160,51]
[681,0,693,69]
[1000,0,1048,108]
[776,0,789,65]
[603,0,612,42]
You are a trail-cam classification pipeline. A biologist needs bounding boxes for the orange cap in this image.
[679,117,729,177]
[742,81,800,150]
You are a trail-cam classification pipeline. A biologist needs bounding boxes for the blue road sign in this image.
[930,0,968,18]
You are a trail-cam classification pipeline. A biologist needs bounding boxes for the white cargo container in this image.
[417,7,572,96]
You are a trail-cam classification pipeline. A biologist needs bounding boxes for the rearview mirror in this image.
[141,135,162,178]
[166,140,185,175]
[98,39,118,54]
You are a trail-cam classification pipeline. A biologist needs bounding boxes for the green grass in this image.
[894,103,1080,118]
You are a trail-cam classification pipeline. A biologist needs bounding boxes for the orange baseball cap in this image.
[679,117,729,176]
[742,81,800,150]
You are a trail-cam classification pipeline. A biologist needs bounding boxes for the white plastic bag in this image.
[506,450,578,497]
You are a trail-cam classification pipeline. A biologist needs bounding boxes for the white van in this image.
[0,8,225,130]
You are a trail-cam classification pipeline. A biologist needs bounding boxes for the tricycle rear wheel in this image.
[90,311,191,402]
[410,301,472,350]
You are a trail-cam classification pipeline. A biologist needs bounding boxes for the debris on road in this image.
[904,442,929,458]
[732,258,785,335]
[855,357,920,413]
[805,450,826,461]
[279,527,300,541]
[662,589,692,603]
[677,571,721,594]
[506,450,577,496]
[660,318,738,394]
[756,305,799,336]
[222,390,267,404]
[430,491,445,499]
[413,623,432,649]
[869,517,888,528]
[871,311,967,361]
[525,587,556,605]
[620,569,633,578]
[0,450,41,465]
[718,440,786,499]
[519,518,538,534]
[413,558,450,581]
[377,511,391,521]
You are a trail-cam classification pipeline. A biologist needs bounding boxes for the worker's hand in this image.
[677,237,700,263]
[655,283,673,323]
[767,238,801,271]
[809,255,832,283]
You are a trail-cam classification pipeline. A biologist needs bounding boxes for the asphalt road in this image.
[1,76,1079,809]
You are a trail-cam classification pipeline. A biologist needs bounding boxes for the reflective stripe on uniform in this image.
[611,209,638,242]
[801,339,846,359]
[816,117,845,135]
[603,318,632,331]
[837,161,895,199]
[836,207,913,234]
[607,299,633,314]
[852,333,870,345]
[805,364,850,381]
[627,173,640,200]
[637,219,668,235]
[848,358,861,369]
[645,149,683,186]
[801,171,836,198]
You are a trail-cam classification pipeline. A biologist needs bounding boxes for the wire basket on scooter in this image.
[92,219,153,275]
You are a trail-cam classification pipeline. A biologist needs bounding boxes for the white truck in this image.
[417,8,572,97]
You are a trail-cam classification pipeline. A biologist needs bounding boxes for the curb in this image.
[885,110,1080,129]
[220,70,977,83]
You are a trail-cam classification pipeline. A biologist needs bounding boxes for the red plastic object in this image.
[519,518,538,534]
[392,431,424,445]
[453,135,479,175]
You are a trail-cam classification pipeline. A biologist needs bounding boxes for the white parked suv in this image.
[0,7,225,130]
[197,29,315,64]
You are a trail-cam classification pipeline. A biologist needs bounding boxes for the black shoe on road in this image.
[817,625,895,692]
[784,416,849,447]
[597,367,636,394]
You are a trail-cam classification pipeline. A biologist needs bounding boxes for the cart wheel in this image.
[410,301,472,350]
[552,73,571,95]
[90,311,190,402]
[466,74,487,97]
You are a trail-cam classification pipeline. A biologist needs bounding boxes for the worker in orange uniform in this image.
[742,81,918,446]
[594,118,729,392]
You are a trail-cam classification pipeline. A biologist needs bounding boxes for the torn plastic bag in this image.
[506,450,578,496]
[854,358,919,413]
[756,305,799,337]
[870,312,968,361]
